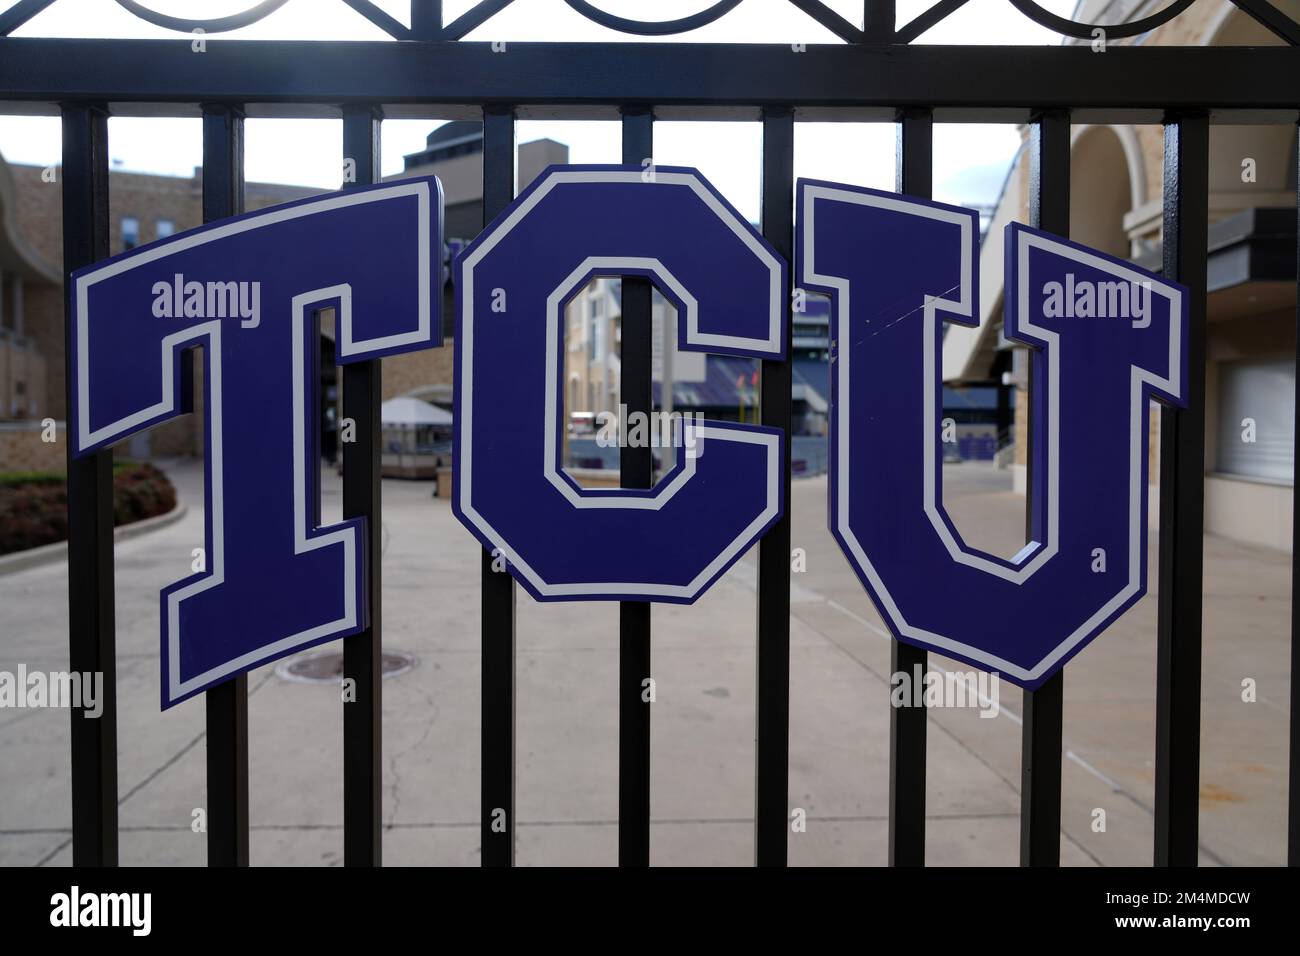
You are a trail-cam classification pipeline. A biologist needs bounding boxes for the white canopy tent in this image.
[379,396,453,478]
[380,396,453,427]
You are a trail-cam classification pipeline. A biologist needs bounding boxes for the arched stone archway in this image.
[1070,125,1137,259]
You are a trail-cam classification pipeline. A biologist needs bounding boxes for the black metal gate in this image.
[2,0,1298,868]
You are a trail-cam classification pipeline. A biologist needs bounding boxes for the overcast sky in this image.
[0,0,1078,219]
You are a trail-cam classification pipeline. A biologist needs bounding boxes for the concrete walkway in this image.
[0,459,1291,866]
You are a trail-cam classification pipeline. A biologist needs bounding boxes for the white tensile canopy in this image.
[380,396,453,427]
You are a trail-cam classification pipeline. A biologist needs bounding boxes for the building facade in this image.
[0,156,320,466]
[0,123,569,470]
[942,0,1300,551]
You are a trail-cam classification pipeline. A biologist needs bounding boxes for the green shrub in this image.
[112,462,177,526]
[0,470,65,488]
[0,461,177,555]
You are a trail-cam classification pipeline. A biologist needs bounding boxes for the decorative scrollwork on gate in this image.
[1006,0,1202,41]
[0,0,1295,45]
[563,0,745,35]
[113,0,290,34]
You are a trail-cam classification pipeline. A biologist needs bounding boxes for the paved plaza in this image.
[0,459,1292,866]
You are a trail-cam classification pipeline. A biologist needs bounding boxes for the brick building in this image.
[378,123,567,410]
[0,155,318,466]
[0,124,568,470]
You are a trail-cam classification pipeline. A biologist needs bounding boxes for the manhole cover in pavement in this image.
[276,649,416,684]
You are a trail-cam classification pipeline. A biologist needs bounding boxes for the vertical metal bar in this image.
[411,0,441,39]
[889,107,931,867]
[200,103,249,868]
[1290,119,1300,868]
[755,105,793,868]
[1155,113,1209,867]
[1019,109,1069,868]
[480,105,517,868]
[863,0,895,42]
[341,104,384,867]
[1028,112,1071,243]
[619,106,653,867]
[996,377,1012,446]
[60,102,117,867]
[1019,671,1063,866]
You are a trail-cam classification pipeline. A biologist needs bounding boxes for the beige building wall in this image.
[2,127,574,473]
[564,278,622,421]
[0,335,46,420]
[382,347,456,405]
[1,161,321,464]
[389,136,572,419]
[1001,3,1299,552]
[0,421,64,472]
[17,284,62,422]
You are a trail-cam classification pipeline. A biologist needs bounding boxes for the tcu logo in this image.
[454,167,785,602]
[799,181,1186,687]
[70,166,1186,707]
[71,180,441,706]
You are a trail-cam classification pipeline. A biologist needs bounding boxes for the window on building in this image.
[568,312,583,351]
[121,216,140,250]
[156,219,175,239]
[1216,357,1295,483]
